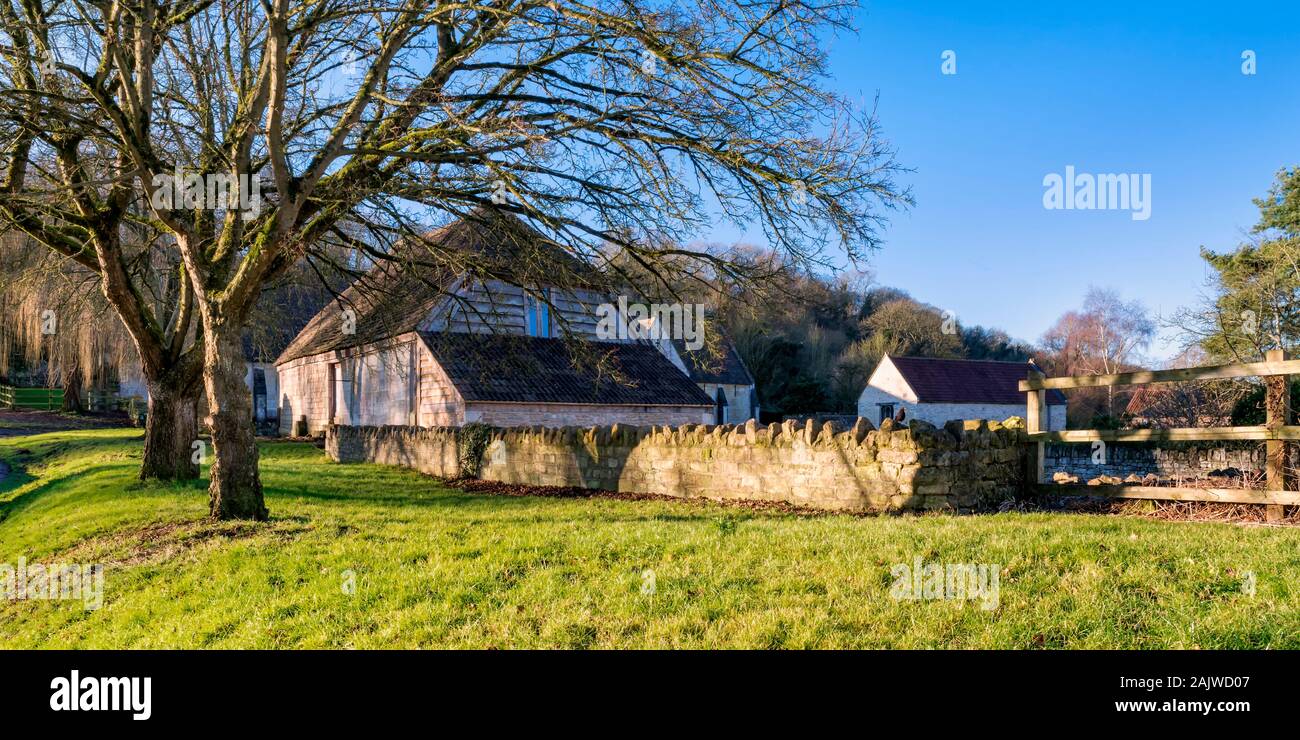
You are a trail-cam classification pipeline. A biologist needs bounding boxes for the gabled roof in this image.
[883,355,1067,406]
[670,336,754,386]
[276,208,593,366]
[419,332,713,407]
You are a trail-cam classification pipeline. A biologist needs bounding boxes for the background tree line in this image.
[660,249,1037,420]
[712,163,1300,427]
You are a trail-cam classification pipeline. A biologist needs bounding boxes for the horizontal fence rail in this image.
[1019,358,1300,391]
[1034,484,1300,506]
[0,385,64,410]
[1023,349,1295,519]
[1030,426,1300,442]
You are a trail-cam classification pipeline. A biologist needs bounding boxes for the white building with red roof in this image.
[857,355,1067,430]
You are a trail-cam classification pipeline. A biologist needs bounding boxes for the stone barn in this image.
[857,355,1067,430]
[668,338,757,425]
[275,209,717,434]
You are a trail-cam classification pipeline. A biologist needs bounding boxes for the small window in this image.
[878,403,894,424]
[525,290,551,337]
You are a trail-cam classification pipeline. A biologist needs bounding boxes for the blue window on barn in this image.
[526,290,551,337]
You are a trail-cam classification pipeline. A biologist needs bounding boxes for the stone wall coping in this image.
[330,415,1029,452]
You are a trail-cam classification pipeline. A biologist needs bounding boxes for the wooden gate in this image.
[1020,349,1300,519]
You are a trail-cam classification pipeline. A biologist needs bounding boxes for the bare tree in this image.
[1040,286,1155,423]
[1,0,908,519]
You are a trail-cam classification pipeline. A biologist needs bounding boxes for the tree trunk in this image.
[203,320,267,521]
[139,378,200,481]
[60,362,84,413]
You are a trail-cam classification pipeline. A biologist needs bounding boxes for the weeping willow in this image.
[0,236,142,410]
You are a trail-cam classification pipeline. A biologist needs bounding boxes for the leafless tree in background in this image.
[1040,286,1155,425]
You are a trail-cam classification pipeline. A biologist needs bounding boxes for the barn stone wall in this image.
[277,354,334,436]
[278,333,462,436]
[697,382,754,424]
[327,416,1032,513]
[327,425,462,478]
[278,331,712,435]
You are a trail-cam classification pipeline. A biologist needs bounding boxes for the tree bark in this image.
[139,377,200,481]
[60,361,84,413]
[203,319,267,521]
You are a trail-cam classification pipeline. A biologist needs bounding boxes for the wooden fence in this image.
[0,386,127,412]
[1020,349,1299,519]
[0,384,64,410]
[85,389,128,413]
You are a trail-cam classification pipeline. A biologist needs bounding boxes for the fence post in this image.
[1265,348,1289,522]
[1027,366,1046,486]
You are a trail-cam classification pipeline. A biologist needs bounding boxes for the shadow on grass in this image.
[0,432,206,528]
[0,464,123,525]
[0,464,205,526]
[269,479,492,509]
[0,431,145,475]
[0,460,34,500]
[271,475,796,530]
[0,434,136,500]
[4,435,797,536]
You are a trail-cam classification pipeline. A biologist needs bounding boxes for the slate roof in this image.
[276,208,594,366]
[670,336,754,386]
[886,355,1067,406]
[419,332,713,407]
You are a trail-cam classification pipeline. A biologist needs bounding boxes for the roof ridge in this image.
[891,355,1034,365]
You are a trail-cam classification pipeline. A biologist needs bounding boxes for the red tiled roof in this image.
[886,355,1067,406]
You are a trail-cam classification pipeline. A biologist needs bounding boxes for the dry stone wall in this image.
[328,416,1032,513]
[1043,442,1280,482]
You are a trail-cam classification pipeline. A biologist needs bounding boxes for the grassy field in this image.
[2,428,1299,649]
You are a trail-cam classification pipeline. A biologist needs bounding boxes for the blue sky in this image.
[708,0,1300,359]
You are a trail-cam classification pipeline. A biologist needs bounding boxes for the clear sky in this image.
[708,0,1300,359]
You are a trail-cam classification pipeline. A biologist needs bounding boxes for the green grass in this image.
[2,429,1299,648]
